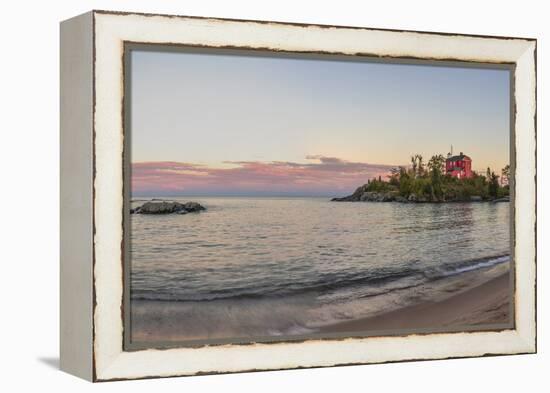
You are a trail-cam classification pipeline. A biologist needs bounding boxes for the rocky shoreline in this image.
[331,185,510,203]
[131,200,206,215]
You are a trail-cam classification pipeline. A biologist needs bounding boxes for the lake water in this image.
[130,197,510,340]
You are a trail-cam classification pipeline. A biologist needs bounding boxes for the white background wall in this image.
[0,0,546,391]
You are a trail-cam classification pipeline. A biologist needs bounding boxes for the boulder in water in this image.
[131,200,206,215]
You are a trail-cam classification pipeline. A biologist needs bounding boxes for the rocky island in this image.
[131,200,206,215]
[332,153,510,203]
[332,185,510,203]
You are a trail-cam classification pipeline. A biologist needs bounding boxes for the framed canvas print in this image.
[60,10,537,382]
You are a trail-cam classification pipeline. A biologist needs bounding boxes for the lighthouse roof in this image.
[446,153,471,162]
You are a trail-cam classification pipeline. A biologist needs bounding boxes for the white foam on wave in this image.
[441,255,510,276]
[267,324,318,336]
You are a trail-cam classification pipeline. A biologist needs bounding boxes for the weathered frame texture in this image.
[60,10,537,382]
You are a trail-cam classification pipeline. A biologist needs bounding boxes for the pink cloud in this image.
[132,156,395,196]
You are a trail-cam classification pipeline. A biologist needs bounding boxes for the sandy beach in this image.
[130,268,512,344]
[320,271,511,334]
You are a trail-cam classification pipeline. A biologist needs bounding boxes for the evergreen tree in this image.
[501,164,510,185]
[488,171,500,198]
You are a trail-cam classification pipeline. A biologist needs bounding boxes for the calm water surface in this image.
[130,197,510,339]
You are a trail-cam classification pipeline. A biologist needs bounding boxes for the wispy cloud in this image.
[132,156,394,196]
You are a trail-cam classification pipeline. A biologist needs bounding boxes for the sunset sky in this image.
[130,49,510,197]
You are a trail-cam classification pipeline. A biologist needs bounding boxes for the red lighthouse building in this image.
[446,152,473,179]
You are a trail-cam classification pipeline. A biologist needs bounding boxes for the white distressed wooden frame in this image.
[60,10,536,382]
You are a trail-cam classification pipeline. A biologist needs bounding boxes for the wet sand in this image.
[320,272,511,334]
